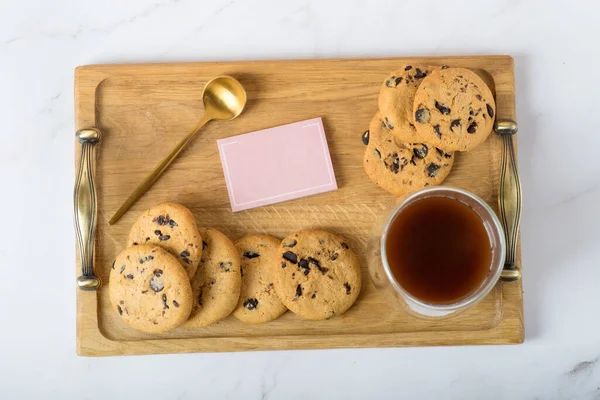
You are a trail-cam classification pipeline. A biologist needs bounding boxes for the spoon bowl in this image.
[203,76,247,121]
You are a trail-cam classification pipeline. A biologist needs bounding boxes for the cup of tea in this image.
[367,186,506,318]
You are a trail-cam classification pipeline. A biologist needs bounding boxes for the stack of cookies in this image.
[363,65,496,195]
[109,203,362,333]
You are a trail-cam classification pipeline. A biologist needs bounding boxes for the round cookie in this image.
[378,64,441,143]
[363,113,455,196]
[109,244,193,334]
[186,228,241,327]
[233,235,287,324]
[127,202,202,279]
[272,230,362,320]
[412,67,496,152]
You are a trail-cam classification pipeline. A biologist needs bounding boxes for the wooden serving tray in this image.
[75,56,523,356]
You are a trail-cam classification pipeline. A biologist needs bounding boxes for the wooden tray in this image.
[75,56,523,356]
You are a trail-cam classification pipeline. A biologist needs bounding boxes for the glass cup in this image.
[367,186,506,319]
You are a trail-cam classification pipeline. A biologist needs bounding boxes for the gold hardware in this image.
[108,76,247,225]
[495,120,522,282]
[74,128,102,291]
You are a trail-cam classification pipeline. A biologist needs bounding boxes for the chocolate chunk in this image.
[307,257,320,268]
[311,292,317,299]
[415,107,430,124]
[220,261,232,272]
[145,237,151,242]
[168,219,177,228]
[413,144,428,159]
[381,120,386,128]
[162,294,169,310]
[295,284,303,299]
[467,122,478,133]
[361,130,370,145]
[436,148,445,157]
[119,265,126,274]
[125,274,134,279]
[444,153,453,159]
[146,255,154,261]
[139,257,145,264]
[344,282,352,295]
[243,251,260,259]
[405,65,412,71]
[154,215,165,225]
[281,262,287,269]
[132,242,138,246]
[154,269,163,277]
[172,300,179,308]
[117,305,123,316]
[141,290,148,294]
[450,119,461,132]
[486,104,494,118]
[244,298,258,310]
[180,250,192,265]
[298,259,310,275]
[341,242,349,249]
[414,68,426,79]
[282,251,298,264]
[154,230,162,236]
[433,125,441,138]
[197,289,203,305]
[384,117,394,129]
[202,241,208,250]
[283,239,297,248]
[441,65,449,69]
[149,275,164,292]
[158,234,171,241]
[426,163,441,178]
[410,156,417,166]
[476,94,482,101]
[386,76,403,88]
[391,155,400,174]
[374,148,381,159]
[307,257,328,274]
[330,253,338,261]
[435,101,451,115]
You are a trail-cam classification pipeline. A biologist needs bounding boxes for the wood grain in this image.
[74,56,523,356]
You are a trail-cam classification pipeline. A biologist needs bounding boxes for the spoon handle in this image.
[496,120,522,282]
[109,115,211,225]
[74,128,102,291]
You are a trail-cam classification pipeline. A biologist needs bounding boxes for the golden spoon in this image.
[108,76,247,225]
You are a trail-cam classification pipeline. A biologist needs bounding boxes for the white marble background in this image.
[1,0,599,398]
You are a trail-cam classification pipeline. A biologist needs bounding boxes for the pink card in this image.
[217,117,337,212]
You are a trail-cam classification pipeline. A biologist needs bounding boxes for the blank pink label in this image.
[217,117,337,212]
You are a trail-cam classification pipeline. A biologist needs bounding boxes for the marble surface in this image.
[1,0,599,398]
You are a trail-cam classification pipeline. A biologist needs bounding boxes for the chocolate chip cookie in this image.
[186,228,241,327]
[378,64,440,142]
[363,113,455,196]
[233,235,287,324]
[272,230,362,320]
[127,203,202,279]
[413,67,496,152]
[109,244,193,333]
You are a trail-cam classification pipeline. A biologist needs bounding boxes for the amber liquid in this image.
[385,196,492,305]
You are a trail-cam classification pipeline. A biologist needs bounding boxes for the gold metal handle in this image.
[108,115,211,225]
[74,128,102,291]
[496,120,522,282]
